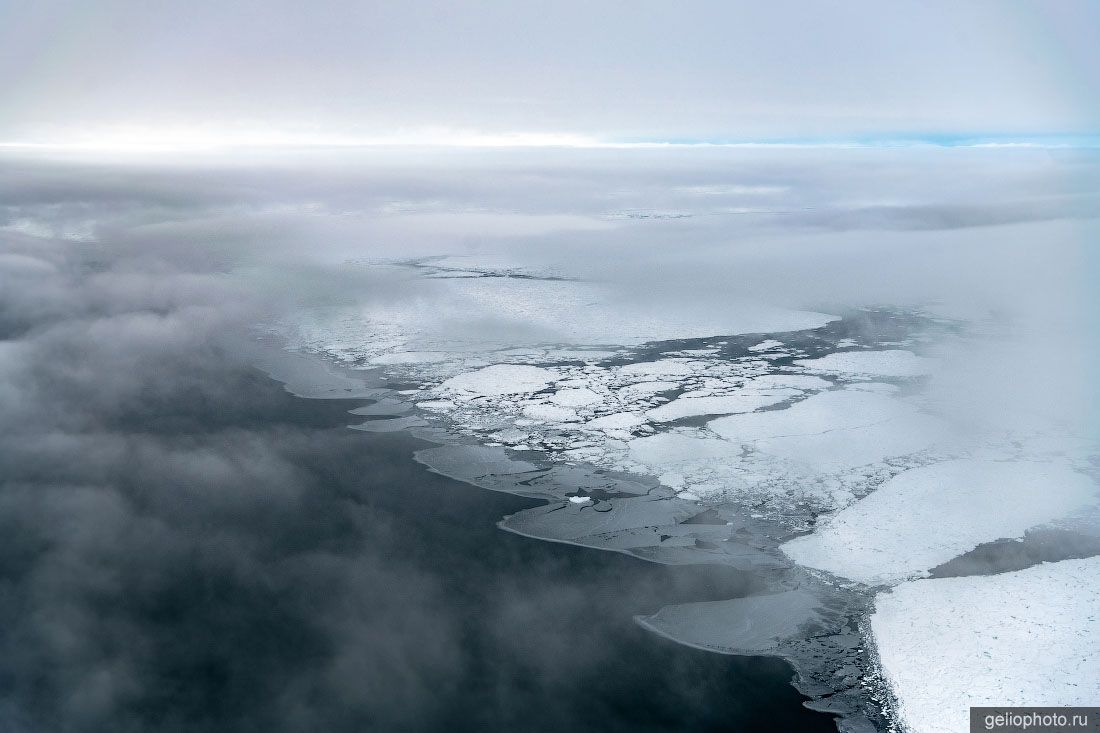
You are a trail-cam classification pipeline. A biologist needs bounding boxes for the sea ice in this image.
[646,391,797,422]
[870,557,1100,733]
[844,382,899,394]
[549,388,604,407]
[637,590,831,654]
[616,380,682,399]
[583,413,647,431]
[522,403,580,423]
[708,389,943,473]
[369,351,452,364]
[748,339,785,352]
[744,374,832,390]
[782,460,1097,585]
[619,359,696,377]
[794,350,934,378]
[440,364,555,395]
[629,433,735,466]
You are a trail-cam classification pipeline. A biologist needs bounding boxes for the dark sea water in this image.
[0,353,837,733]
[182,371,837,732]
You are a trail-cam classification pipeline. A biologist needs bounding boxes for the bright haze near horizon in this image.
[2,3,1100,733]
[2,0,1098,146]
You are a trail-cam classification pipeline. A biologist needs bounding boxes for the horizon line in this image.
[1,131,1098,154]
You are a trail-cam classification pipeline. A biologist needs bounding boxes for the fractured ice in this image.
[782,460,1098,586]
[274,258,1100,733]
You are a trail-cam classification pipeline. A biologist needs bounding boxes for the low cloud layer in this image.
[0,155,841,732]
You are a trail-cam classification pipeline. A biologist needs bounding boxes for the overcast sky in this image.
[2,0,1098,146]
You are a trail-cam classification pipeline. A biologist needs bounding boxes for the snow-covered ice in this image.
[708,389,943,473]
[748,339,785,352]
[645,390,798,421]
[617,380,682,399]
[628,433,736,466]
[871,557,1100,733]
[584,412,647,431]
[440,364,555,395]
[619,359,697,377]
[795,350,934,378]
[782,460,1099,585]
[744,374,832,390]
[522,403,580,422]
[549,387,604,407]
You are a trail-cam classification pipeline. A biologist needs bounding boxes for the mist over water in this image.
[0,201,839,732]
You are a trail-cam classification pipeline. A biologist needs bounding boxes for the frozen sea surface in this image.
[871,557,1100,733]
[273,255,1100,733]
[782,460,1098,585]
[281,256,837,364]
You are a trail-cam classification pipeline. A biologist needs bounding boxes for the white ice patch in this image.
[549,388,604,407]
[629,432,735,466]
[748,339,785,352]
[439,364,555,395]
[795,350,934,378]
[708,389,943,473]
[845,382,899,394]
[584,413,646,431]
[782,460,1098,585]
[744,374,832,390]
[522,403,580,423]
[646,391,797,422]
[619,359,696,377]
[416,399,456,411]
[616,381,681,400]
[871,557,1100,733]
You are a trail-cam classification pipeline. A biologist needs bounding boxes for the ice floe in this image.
[440,364,555,395]
[522,403,580,422]
[748,339,785,352]
[782,460,1099,585]
[584,412,647,431]
[795,350,934,378]
[548,387,604,407]
[638,590,829,654]
[870,557,1100,733]
[708,389,944,474]
[619,359,697,377]
[645,390,798,421]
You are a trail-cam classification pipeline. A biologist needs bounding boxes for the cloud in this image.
[0,158,813,733]
[0,208,471,730]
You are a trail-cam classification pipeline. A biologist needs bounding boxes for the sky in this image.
[1,0,1098,148]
